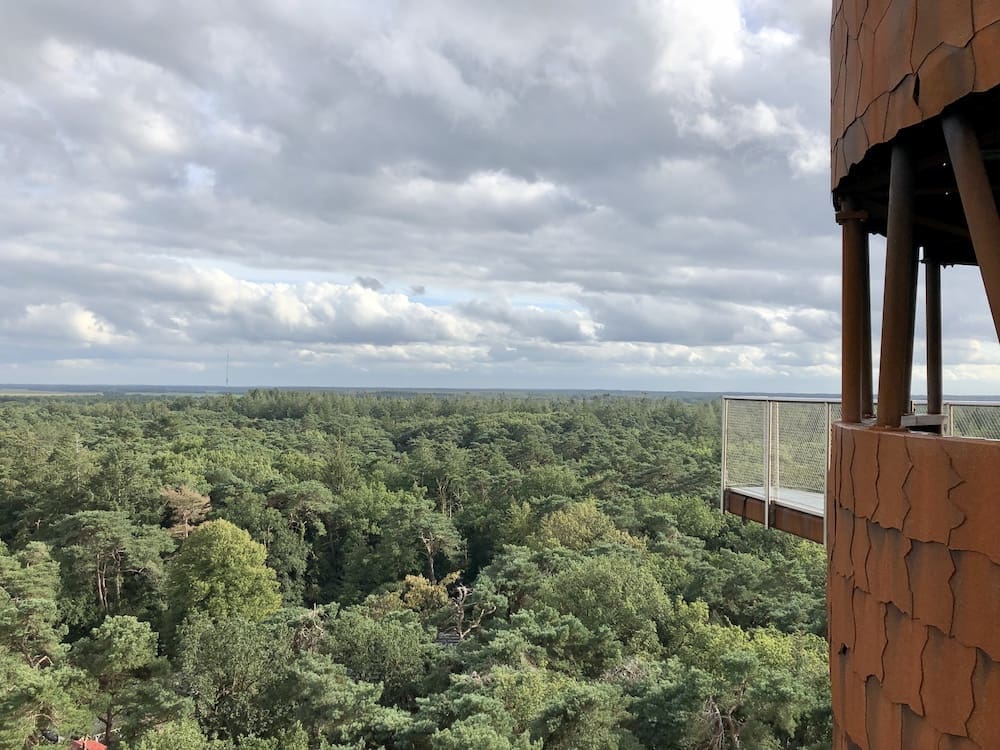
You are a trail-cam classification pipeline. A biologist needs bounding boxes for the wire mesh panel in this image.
[723,399,767,491]
[722,397,1000,533]
[772,401,830,494]
[950,403,1000,439]
[722,397,835,519]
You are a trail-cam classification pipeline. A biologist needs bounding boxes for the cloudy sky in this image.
[3,1,999,392]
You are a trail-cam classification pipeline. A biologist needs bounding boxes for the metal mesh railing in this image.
[722,399,768,491]
[947,402,1000,439]
[721,397,1000,525]
[721,398,835,520]
[771,401,832,494]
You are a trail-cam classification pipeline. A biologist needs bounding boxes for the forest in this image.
[0,390,831,749]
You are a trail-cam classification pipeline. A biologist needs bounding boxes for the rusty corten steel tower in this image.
[830,1,1000,748]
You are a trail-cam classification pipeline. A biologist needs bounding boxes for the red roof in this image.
[70,741,107,750]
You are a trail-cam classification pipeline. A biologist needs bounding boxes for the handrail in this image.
[939,399,1000,407]
[721,397,838,537]
[723,395,1000,408]
[723,395,840,403]
[719,399,729,514]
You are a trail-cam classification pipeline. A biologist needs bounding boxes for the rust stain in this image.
[906,539,956,633]
[882,602,927,714]
[968,651,1000,747]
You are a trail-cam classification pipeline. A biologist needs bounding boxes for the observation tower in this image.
[829,2,1000,747]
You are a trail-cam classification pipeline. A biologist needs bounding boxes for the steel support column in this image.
[860,232,874,419]
[943,113,1000,343]
[903,231,919,409]
[840,197,866,423]
[926,260,943,415]
[878,143,918,428]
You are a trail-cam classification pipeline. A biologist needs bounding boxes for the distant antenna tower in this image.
[225,351,230,388]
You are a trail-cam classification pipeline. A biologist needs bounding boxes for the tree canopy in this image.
[0,391,829,748]
[166,519,281,625]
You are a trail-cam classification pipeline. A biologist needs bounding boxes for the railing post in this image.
[764,401,772,530]
[720,398,729,513]
[773,402,780,503]
[824,402,832,550]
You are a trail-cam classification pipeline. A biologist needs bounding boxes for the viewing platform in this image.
[720,396,1000,544]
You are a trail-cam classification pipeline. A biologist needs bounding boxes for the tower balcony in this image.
[720,396,1000,544]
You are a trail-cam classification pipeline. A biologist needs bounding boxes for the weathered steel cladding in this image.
[828,424,1000,749]
[831,0,1000,189]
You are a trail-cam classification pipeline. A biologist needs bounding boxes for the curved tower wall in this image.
[832,1,1000,189]
[828,425,1000,748]
[830,2,1000,747]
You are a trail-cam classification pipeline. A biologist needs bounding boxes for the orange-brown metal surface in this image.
[828,423,1000,749]
[722,490,824,543]
[831,0,1000,189]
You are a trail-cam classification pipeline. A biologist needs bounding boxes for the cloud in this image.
[355,276,383,291]
[3,302,126,347]
[1,0,997,392]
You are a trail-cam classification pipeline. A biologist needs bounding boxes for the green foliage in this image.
[166,519,281,625]
[126,718,223,750]
[0,392,830,748]
[0,542,66,667]
[176,615,290,740]
[324,606,436,706]
[532,499,644,551]
[72,615,189,746]
[412,666,636,749]
[53,511,174,628]
[471,605,623,678]
[0,542,93,748]
[657,494,723,540]
[272,654,408,746]
[687,522,827,636]
[536,553,675,656]
[431,715,539,750]
[215,493,312,604]
[0,652,94,748]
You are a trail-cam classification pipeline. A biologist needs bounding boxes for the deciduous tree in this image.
[166,520,280,624]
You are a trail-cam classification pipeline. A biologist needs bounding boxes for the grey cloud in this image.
[457,298,597,342]
[355,276,383,291]
[0,1,996,390]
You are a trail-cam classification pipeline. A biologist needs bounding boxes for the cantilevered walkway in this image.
[720,396,1000,543]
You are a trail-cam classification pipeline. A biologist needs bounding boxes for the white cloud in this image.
[645,0,745,103]
[0,1,995,392]
[6,302,126,346]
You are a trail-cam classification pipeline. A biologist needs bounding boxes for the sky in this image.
[3,1,1000,393]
